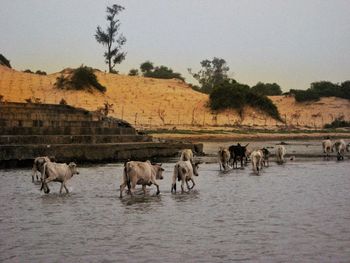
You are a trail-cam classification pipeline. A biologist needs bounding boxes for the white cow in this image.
[32,156,51,182]
[322,139,333,158]
[251,150,263,174]
[276,145,286,164]
[332,139,347,160]
[120,161,164,198]
[171,160,199,193]
[41,162,79,194]
[180,149,194,162]
[218,147,231,171]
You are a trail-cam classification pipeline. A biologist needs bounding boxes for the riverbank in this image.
[148,129,350,142]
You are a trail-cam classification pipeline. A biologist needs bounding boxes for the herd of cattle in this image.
[32,138,349,197]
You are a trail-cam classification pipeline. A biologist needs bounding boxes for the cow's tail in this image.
[124,162,131,190]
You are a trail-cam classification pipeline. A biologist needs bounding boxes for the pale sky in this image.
[1,0,349,91]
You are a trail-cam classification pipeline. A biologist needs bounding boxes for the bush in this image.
[251,82,282,96]
[128,69,139,76]
[35,70,47,75]
[290,81,350,102]
[54,66,106,93]
[23,69,34,73]
[324,118,350,128]
[140,61,184,81]
[209,79,282,121]
[0,54,11,68]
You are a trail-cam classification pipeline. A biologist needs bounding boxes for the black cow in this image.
[260,147,270,167]
[229,143,249,168]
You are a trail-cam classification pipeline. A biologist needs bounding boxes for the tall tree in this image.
[95,4,126,73]
[188,57,229,94]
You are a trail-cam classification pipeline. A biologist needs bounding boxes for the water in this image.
[1,143,350,262]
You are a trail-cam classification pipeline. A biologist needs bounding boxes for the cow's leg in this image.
[43,176,56,194]
[142,185,147,196]
[188,178,195,189]
[59,183,64,194]
[63,183,69,193]
[120,182,127,198]
[181,179,185,193]
[150,177,160,195]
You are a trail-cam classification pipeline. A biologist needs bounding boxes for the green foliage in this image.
[128,68,139,76]
[251,82,282,96]
[54,66,106,93]
[290,81,350,102]
[324,118,350,128]
[189,57,230,94]
[0,54,11,68]
[140,61,154,74]
[140,61,184,81]
[35,70,47,75]
[95,4,126,73]
[209,79,282,121]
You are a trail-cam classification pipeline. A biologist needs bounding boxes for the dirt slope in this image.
[0,65,349,129]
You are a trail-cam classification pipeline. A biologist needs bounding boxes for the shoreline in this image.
[150,131,350,142]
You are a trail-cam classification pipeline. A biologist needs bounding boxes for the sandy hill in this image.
[0,65,349,130]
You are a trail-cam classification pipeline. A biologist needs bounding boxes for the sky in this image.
[1,0,350,91]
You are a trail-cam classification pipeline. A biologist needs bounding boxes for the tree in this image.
[95,4,126,73]
[140,61,154,74]
[188,57,229,94]
[0,54,11,68]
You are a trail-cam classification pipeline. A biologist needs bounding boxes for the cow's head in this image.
[153,163,164,180]
[192,161,200,176]
[261,147,270,157]
[68,162,79,175]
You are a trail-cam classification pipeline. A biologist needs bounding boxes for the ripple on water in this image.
[0,160,350,262]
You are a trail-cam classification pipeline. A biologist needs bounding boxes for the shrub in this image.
[209,79,282,121]
[128,69,139,76]
[324,118,350,128]
[59,98,67,105]
[290,81,350,102]
[140,61,184,81]
[54,66,106,93]
[23,69,34,73]
[0,54,11,68]
[251,82,282,96]
[35,70,47,75]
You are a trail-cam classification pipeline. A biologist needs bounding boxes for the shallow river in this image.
[1,142,350,262]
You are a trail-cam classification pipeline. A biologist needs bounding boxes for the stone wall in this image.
[0,102,201,166]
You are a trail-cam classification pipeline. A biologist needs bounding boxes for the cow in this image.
[171,160,199,193]
[180,149,194,162]
[332,139,347,160]
[218,147,231,171]
[40,162,79,194]
[276,145,286,164]
[32,156,51,182]
[322,138,333,158]
[120,161,164,198]
[260,148,270,167]
[228,143,249,168]
[251,150,263,174]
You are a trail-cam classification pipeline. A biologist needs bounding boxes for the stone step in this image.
[0,126,136,135]
[0,142,199,164]
[0,134,152,145]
